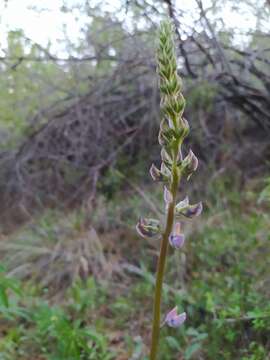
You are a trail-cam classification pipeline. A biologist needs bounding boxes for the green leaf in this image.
[184,342,202,359]
[165,336,181,350]
[0,287,9,307]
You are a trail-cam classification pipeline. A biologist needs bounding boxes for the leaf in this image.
[184,342,201,360]
[165,336,181,350]
[195,333,208,342]
[0,287,9,307]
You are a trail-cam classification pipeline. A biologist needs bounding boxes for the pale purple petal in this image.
[165,308,186,328]
[188,150,198,171]
[175,196,189,210]
[168,312,187,328]
[164,186,173,204]
[182,202,203,218]
[150,164,161,181]
[174,222,181,235]
[136,222,147,238]
[169,223,185,249]
[169,234,185,249]
[165,306,178,322]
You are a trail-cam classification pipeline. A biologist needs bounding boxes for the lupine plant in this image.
[136,20,202,359]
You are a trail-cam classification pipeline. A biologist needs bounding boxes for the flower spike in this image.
[137,20,203,359]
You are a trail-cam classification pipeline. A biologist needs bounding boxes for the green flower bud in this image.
[157,21,186,133]
[161,148,173,167]
[181,149,198,179]
[158,119,176,146]
[177,118,190,140]
[161,162,171,177]
[150,164,162,181]
[150,163,171,182]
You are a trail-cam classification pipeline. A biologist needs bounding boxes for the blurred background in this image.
[0,0,270,359]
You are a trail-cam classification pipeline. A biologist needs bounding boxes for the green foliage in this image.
[258,176,270,204]
[0,278,112,360]
[98,168,126,199]
[0,265,21,308]
[0,31,68,146]
[32,303,111,360]
[178,191,270,359]
[0,180,270,359]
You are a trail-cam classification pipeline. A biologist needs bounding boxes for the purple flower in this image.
[183,202,203,218]
[169,222,185,249]
[165,307,186,328]
[175,197,203,219]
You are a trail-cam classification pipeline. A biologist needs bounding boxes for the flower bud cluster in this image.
[151,21,199,187]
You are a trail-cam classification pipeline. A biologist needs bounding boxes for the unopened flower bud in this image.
[165,307,186,328]
[164,186,173,205]
[162,102,176,123]
[150,164,162,181]
[136,218,161,238]
[161,162,171,177]
[169,222,185,249]
[177,118,190,140]
[158,130,169,147]
[161,148,173,167]
[181,150,198,179]
[172,93,185,115]
[150,163,171,182]
[158,123,175,146]
[160,77,181,97]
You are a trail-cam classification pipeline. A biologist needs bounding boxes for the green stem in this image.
[149,166,179,360]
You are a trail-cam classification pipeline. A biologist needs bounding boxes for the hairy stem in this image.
[149,165,179,360]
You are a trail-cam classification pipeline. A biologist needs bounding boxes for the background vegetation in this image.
[0,0,270,359]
